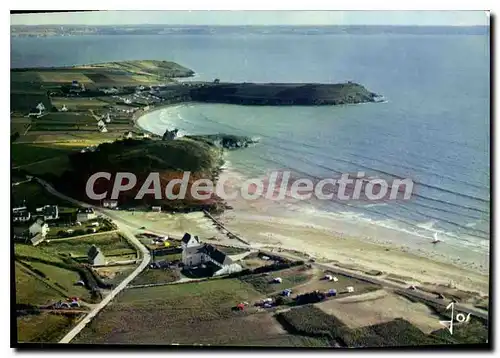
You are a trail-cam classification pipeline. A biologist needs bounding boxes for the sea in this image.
[11,26,490,268]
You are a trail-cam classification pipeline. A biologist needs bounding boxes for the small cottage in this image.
[88,245,106,266]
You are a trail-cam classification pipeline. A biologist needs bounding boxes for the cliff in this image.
[187,82,379,106]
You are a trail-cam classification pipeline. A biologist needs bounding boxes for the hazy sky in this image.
[10,10,489,26]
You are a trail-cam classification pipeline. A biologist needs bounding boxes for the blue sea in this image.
[11,26,490,265]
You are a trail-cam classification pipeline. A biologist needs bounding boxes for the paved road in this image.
[36,178,488,339]
[34,178,151,344]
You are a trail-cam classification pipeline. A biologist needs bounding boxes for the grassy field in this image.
[316,289,443,334]
[43,233,136,258]
[240,266,314,294]
[15,263,63,306]
[73,275,336,346]
[11,92,51,112]
[24,260,92,301]
[152,252,182,262]
[11,143,72,166]
[17,313,82,343]
[276,305,444,348]
[73,278,265,344]
[130,268,180,285]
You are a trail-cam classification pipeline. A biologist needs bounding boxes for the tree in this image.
[213,78,220,84]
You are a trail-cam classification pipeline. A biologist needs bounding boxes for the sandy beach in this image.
[134,105,490,298]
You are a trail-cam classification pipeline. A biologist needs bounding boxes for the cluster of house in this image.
[123,131,151,140]
[12,204,59,245]
[102,199,118,209]
[101,87,120,95]
[68,80,86,95]
[80,145,97,153]
[13,204,58,223]
[76,208,97,222]
[97,113,112,133]
[181,233,242,276]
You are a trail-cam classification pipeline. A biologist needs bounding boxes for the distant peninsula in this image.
[11,59,381,212]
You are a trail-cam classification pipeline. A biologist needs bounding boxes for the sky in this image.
[10,10,489,26]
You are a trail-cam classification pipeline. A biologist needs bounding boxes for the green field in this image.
[43,233,136,258]
[73,278,265,344]
[130,268,180,286]
[17,313,82,343]
[240,266,313,294]
[11,92,51,112]
[11,143,71,166]
[24,261,92,301]
[15,263,63,306]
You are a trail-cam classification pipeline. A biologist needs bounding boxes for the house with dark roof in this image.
[35,205,58,220]
[181,232,242,276]
[88,245,107,266]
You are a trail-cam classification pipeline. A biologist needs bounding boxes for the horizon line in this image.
[10,24,490,27]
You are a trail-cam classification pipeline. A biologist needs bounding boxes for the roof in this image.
[181,232,194,244]
[40,205,58,218]
[30,218,45,229]
[199,244,232,266]
[30,233,45,245]
[88,245,103,261]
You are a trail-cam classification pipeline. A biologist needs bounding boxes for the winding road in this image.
[35,177,488,343]
[35,178,151,344]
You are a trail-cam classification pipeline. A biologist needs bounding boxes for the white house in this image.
[35,205,58,220]
[76,208,97,222]
[99,126,108,133]
[97,120,105,127]
[36,102,46,113]
[124,131,133,139]
[88,245,107,266]
[61,104,68,112]
[13,209,31,223]
[29,219,49,246]
[103,199,118,209]
[104,113,112,123]
[181,233,242,276]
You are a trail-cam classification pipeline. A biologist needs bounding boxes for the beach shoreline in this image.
[134,104,489,297]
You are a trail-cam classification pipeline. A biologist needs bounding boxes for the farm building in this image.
[12,207,31,223]
[88,245,107,266]
[151,206,161,212]
[77,208,97,222]
[181,232,242,276]
[35,205,59,220]
[103,200,118,209]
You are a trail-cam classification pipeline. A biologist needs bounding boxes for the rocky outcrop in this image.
[185,134,259,149]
